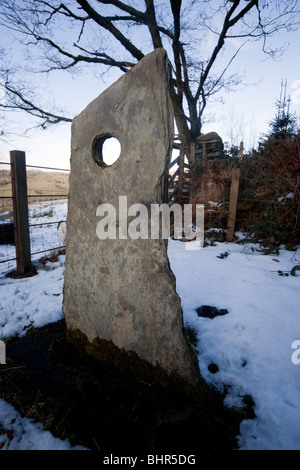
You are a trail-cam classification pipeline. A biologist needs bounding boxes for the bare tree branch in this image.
[94,0,147,22]
[145,0,163,49]
[0,81,72,128]
[0,0,299,149]
[195,0,259,102]
[73,44,135,72]
[75,0,145,61]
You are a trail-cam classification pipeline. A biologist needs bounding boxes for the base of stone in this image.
[67,326,205,391]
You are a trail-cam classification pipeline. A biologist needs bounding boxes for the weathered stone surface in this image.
[63,49,200,385]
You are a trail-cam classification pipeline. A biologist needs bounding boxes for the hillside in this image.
[0,170,69,215]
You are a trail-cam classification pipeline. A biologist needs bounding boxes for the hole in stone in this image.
[93,135,121,167]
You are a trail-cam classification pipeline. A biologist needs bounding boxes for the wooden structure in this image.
[195,132,224,161]
[168,140,190,204]
[167,132,224,203]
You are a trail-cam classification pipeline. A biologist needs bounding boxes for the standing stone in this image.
[63,49,200,385]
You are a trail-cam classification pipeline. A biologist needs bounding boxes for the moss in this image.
[183,326,198,350]
[237,202,256,211]
[67,326,205,392]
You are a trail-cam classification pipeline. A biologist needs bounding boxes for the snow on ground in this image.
[0,254,65,339]
[168,238,300,450]
[0,200,300,450]
[0,398,85,450]
[0,199,67,271]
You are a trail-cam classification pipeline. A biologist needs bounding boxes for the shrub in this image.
[237,132,300,246]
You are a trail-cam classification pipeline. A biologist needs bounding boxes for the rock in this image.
[196,132,220,142]
[196,305,229,319]
[242,394,256,419]
[208,363,219,374]
[63,49,200,386]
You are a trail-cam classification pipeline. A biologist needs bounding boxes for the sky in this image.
[0,6,300,170]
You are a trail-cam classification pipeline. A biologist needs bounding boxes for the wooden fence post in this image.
[10,150,31,275]
[226,142,243,242]
[226,167,240,242]
[239,141,244,162]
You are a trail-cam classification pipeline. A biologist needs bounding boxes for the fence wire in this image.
[1,154,298,273]
[0,160,69,272]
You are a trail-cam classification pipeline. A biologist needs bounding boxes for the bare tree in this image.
[0,0,299,161]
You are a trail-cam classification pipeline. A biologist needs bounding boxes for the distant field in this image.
[0,170,69,215]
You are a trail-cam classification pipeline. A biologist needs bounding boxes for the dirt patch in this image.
[1,320,246,453]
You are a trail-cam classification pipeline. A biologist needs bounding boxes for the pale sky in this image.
[0,12,299,170]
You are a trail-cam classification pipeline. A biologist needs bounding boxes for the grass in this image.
[0,319,249,452]
[0,170,69,214]
[31,208,54,219]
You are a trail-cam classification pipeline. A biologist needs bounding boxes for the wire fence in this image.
[1,145,299,273]
[0,158,69,272]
